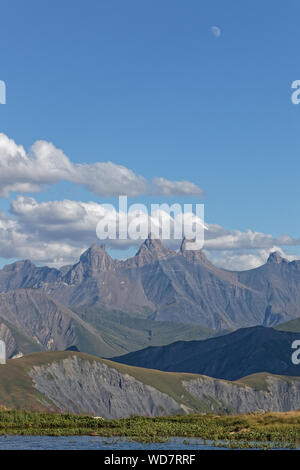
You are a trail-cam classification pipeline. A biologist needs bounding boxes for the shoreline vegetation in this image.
[0,410,299,448]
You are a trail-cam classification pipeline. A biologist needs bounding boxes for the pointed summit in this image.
[267,251,288,264]
[135,234,173,266]
[64,244,114,283]
[180,237,211,266]
[138,233,165,252]
[79,244,112,270]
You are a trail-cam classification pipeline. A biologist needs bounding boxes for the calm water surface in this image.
[0,436,297,450]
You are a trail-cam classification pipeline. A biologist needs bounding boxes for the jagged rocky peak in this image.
[78,243,114,272]
[2,259,35,272]
[139,233,166,251]
[180,237,211,266]
[135,233,173,264]
[267,251,288,265]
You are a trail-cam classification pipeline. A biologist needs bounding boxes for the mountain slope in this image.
[112,326,300,380]
[0,289,116,357]
[0,351,300,416]
[0,317,42,358]
[237,253,300,326]
[74,305,217,355]
[0,289,217,359]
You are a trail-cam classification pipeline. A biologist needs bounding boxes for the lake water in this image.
[0,436,224,450]
[0,436,296,450]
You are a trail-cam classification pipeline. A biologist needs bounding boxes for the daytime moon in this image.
[211,26,221,38]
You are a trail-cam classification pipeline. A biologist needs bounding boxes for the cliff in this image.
[0,351,299,417]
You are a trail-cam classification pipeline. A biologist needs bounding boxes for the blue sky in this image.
[0,0,300,269]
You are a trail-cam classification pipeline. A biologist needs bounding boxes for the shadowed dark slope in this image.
[112,326,300,380]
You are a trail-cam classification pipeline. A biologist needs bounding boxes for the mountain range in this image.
[0,238,300,415]
[0,235,300,331]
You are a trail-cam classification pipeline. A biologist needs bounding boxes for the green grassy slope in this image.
[72,321,117,358]
[276,317,300,333]
[237,371,300,392]
[75,305,217,356]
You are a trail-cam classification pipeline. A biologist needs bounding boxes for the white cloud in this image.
[152,178,204,196]
[206,247,300,271]
[0,209,83,266]
[204,227,300,251]
[2,196,300,269]
[0,129,296,270]
[10,196,205,250]
[0,133,204,198]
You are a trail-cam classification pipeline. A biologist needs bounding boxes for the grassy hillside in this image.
[276,317,300,332]
[75,305,217,356]
[72,321,117,358]
[0,351,210,413]
[0,351,298,417]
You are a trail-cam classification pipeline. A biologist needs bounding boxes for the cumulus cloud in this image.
[1,136,297,270]
[203,226,300,251]
[10,196,205,251]
[206,247,300,271]
[152,178,204,196]
[0,209,83,266]
[1,196,299,269]
[0,133,204,198]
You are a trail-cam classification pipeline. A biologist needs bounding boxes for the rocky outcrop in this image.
[0,260,61,292]
[132,234,175,267]
[28,355,300,416]
[180,237,215,268]
[267,251,289,265]
[1,351,300,416]
[29,356,181,418]
[183,375,300,413]
[65,245,115,284]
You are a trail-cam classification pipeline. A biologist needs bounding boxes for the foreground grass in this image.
[0,410,299,447]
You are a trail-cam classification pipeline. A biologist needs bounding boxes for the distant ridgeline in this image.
[0,238,300,332]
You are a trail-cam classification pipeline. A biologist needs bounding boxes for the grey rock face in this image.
[28,355,300,416]
[133,234,175,266]
[183,375,300,413]
[0,260,61,291]
[29,356,181,418]
[267,251,288,264]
